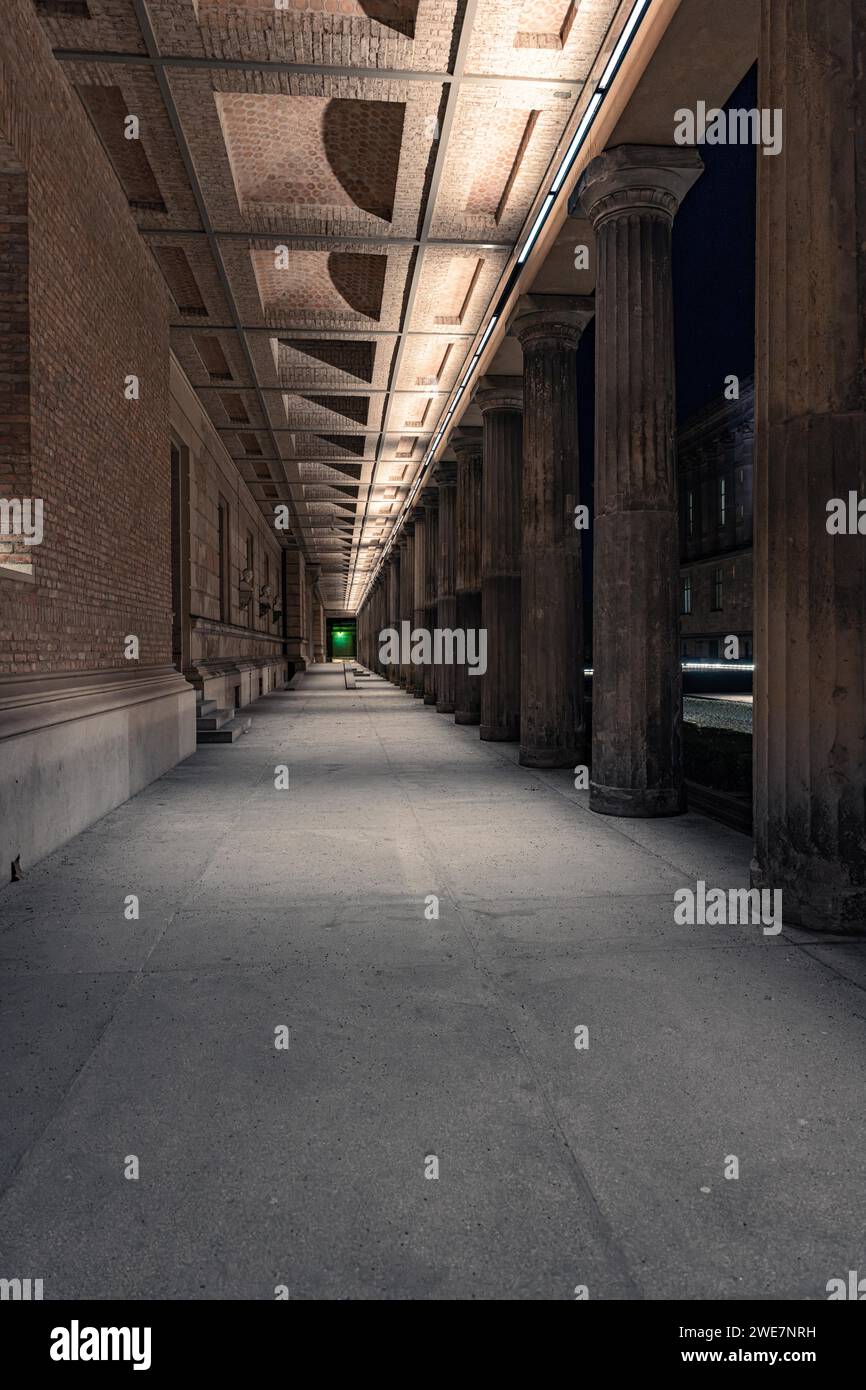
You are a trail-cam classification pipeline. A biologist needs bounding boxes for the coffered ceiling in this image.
[35,0,627,612]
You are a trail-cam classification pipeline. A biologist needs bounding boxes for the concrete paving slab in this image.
[0,664,863,1300]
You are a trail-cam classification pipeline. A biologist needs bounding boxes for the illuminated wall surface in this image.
[331,627,356,659]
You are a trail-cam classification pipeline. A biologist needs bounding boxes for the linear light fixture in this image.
[359,0,655,610]
[598,0,651,89]
[585,663,756,674]
[516,192,555,265]
[550,91,603,194]
[682,662,756,673]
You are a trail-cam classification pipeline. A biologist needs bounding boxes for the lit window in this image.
[682,575,692,615]
[719,477,727,527]
[712,567,724,611]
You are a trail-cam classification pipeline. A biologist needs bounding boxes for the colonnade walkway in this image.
[1,663,864,1299]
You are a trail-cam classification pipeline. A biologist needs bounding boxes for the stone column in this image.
[283,540,309,672]
[370,577,383,673]
[750,0,866,931]
[398,523,415,692]
[422,488,439,704]
[306,577,316,667]
[435,460,458,714]
[387,550,401,684]
[313,598,326,664]
[412,508,426,698]
[453,429,483,725]
[474,376,523,741]
[512,294,594,768]
[578,145,702,816]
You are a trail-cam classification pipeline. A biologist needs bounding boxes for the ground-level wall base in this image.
[0,666,196,883]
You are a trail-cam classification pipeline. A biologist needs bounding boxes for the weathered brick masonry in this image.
[0,0,195,880]
[0,0,172,673]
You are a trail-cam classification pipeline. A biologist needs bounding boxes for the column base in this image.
[481,723,519,742]
[423,693,437,705]
[413,689,424,699]
[436,701,455,714]
[751,857,866,936]
[590,780,685,818]
[455,710,481,725]
[520,745,579,769]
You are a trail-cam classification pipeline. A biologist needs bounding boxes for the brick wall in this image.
[169,355,286,676]
[0,0,172,674]
[0,148,31,577]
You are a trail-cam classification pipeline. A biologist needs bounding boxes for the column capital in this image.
[509,293,595,351]
[433,459,457,488]
[473,374,523,415]
[419,482,439,512]
[577,144,703,229]
[450,426,483,463]
[397,519,414,543]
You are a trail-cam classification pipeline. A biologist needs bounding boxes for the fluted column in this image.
[435,461,458,714]
[512,294,594,768]
[474,376,523,741]
[422,488,439,704]
[284,540,309,672]
[453,428,483,725]
[372,577,385,674]
[578,145,702,816]
[751,0,866,931]
[412,508,426,698]
[313,598,326,664]
[398,523,415,692]
[387,550,401,685]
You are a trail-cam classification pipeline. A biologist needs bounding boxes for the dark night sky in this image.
[672,63,757,421]
[575,64,758,642]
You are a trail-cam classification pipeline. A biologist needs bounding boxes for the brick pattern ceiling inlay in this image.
[39,0,623,612]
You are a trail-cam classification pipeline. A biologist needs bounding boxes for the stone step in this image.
[196,707,235,732]
[195,698,219,717]
[196,715,251,745]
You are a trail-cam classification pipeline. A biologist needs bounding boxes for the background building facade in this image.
[678,378,754,660]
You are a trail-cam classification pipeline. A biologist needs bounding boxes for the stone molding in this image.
[0,665,194,744]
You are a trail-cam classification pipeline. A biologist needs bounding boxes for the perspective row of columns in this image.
[361,143,702,801]
[359,20,866,934]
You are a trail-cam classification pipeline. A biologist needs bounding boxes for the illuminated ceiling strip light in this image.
[597,0,651,89]
[361,0,654,609]
[549,91,603,194]
[583,663,754,676]
[517,192,554,265]
[682,662,756,672]
[476,313,498,355]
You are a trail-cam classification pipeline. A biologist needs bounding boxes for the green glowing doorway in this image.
[328,620,356,661]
